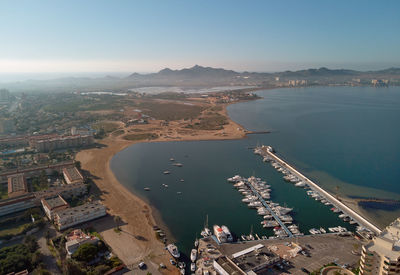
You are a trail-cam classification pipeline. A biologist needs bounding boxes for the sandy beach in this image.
[75,104,247,273]
[76,98,387,273]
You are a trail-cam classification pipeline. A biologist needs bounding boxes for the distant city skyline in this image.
[0,0,399,75]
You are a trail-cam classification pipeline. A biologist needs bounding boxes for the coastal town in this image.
[0,79,400,275]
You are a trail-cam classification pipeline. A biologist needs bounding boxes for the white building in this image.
[54,201,106,230]
[65,229,99,256]
[360,218,400,275]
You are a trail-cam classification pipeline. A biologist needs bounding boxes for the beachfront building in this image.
[41,195,69,220]
[34,182,87,200]
[54,200,106,230]
[7,173,28,198]
[65,229,99,256]
[360,218,400,275]
[30,134,94,152]
[63,167,84,184]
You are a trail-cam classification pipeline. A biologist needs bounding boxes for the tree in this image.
[64,259,85,275]
[72,243,98,262]
[114,216,121,231]
[24,235,39,253]
[75,161,81,170]
[93,264,110,275]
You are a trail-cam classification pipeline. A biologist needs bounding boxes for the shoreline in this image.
[76,89,393,270]
[75,102,249,272]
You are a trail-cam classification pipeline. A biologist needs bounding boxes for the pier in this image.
[246,182,293,237]
[256,145,382,234]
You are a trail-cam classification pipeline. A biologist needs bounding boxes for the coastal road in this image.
[260,146,382,234]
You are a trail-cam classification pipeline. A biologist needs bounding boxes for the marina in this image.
[228,175,295,237]
[254,145,382,235]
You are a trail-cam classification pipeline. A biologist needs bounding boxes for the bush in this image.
[0,242,40,274]
[72,243,98,262]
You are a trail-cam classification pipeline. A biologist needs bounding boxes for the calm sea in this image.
[110,86,400,257]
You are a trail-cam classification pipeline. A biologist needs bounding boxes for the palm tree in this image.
[114,216,121,231]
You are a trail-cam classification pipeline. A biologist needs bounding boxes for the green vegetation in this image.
[0,183,7,199]
[92,122,120,133]
[123,133,158,141]
[0,236,41,274]
[72,243,99,262]
[31,170,49,192]
[94,128,106,139]
[112,129,125,136]
[50,230,122,275]
[186,112,228,130]
[0,208,44,240]
[137,101,204,121]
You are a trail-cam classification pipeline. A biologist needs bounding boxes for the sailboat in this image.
[200,215,211,237]
[247,225,255,241]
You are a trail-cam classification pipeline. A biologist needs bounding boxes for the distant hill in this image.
[127,65,239,79]
[275,67,359,77]
[2,65,400,93]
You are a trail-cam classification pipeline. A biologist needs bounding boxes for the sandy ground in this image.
[75,106,247,274]
[75,100,383,274]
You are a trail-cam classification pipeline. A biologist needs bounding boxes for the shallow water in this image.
[111,86,400,255]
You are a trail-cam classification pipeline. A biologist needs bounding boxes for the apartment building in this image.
[360,218,400,275]
[54,201,106,230]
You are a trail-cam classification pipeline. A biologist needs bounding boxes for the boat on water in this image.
[241,235,247,241]
[320,227,326,234]
[190,263,196,272]
[173,162,183,167]
[309,228,321,235]
[213,225,227,243]
[221,225,233,242]
[200,215,212,237]
[180,179,185,182]
[170,158,175,161]
[167,244,180,258]
[144,187,150,191]
[227,175,242,183]
[190,249,197,262]
[194,238,199,248]
[163,170,171,175]
[180,269,185,275]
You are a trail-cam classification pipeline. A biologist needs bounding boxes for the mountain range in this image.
[2,65,400,93]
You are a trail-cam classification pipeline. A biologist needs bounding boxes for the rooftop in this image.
[56,201,104,218]
[231,244,280,273]
[63,167,83,182]
[66,229,98,242]
[215,256,245,275]
[365,217,400,261]
[42,195,68,209]
[7,173,27,194]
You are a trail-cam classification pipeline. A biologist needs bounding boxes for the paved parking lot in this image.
[219,234,363,274]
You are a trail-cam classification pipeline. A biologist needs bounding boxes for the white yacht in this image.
[213,225,227,243]
[221,225,233,242]
[167,244,180,258]
[190,249,197,262]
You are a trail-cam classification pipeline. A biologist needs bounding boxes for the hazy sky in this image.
[1,0,399,74]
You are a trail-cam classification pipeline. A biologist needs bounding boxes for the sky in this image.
[0,0,399,76]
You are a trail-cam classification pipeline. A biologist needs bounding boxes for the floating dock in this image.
[255,145,382,234]
[246,182,293,237]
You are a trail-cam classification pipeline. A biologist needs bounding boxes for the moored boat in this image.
[167,244,180,258]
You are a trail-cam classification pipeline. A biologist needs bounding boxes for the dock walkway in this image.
[246,181,293,237]
[256,146,382,234]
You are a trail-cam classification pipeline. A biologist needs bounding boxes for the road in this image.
[259,146,382,234]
